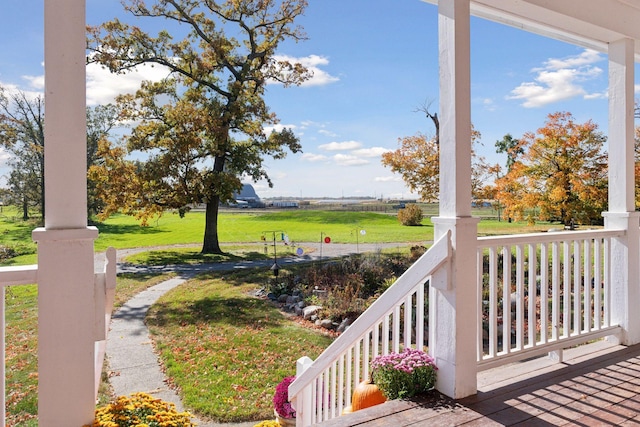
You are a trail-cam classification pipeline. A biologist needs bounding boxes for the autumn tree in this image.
[381,124,487,203]
[87,104,120,218]
[87,0,310,254]
[495,112,607,225]
[90,81,300,226]
[381,133,439,202]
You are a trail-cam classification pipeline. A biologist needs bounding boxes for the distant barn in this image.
[232,184,265,208]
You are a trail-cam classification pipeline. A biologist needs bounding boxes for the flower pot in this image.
[275,410,296,427]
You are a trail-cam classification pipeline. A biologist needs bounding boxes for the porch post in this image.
[32,0,98,425]
[603,38,640,345]
[430,0,478,399]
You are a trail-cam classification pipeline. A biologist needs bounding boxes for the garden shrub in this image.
[397,204,423,226]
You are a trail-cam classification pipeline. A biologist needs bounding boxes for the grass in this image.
[146,269,334,423]
[5,285,38,427]
[1,206,559,266]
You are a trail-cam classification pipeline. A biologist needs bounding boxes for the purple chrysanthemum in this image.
[273,376,296,419]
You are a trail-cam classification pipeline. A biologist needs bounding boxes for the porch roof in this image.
[422,0,640,62]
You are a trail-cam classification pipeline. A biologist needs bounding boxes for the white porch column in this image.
[430,0,478,399]
[32,0,98,425]
[603,38,640,345]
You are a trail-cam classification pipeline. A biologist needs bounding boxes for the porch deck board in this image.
[317,341,640,426]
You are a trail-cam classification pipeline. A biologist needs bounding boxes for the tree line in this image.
[383,107,640,227]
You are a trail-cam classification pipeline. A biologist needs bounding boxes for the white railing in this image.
[288,231,451,426]
[477,229,624,371]
[94,247,117,397]
[0,247,116,425]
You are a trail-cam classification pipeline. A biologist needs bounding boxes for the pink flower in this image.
[273,376,296,419]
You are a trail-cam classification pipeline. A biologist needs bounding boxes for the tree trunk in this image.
[202,197,223,254]
[22,197,29,221]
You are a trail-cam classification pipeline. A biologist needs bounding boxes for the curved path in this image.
[103,242,416,426]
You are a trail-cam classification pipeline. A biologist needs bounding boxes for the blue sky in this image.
[0,1,635,199]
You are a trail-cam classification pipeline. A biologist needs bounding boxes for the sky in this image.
[0,0,637,200]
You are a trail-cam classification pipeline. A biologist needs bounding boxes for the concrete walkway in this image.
[104,242,412,426]
[107,274,257,427]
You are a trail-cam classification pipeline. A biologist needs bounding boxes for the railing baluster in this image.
[477,247,484,360]
[516,244,525,350]
[416,284,424,350]
[489,246,498,357]
[573,240,581,336]
[563,241,571,338]
[552,241,560,341]
[583,239,592,333]
[604,237,611,327]
[527,243,537,348]
[382,315,389,355]
[404,294,412,349]
[363,333,370,383]
[540,243,549,344]
[330,361,337,418]
[338,354,345,412]
[503,245,512,354]
[594,238,602,330]
[392,306,401,353]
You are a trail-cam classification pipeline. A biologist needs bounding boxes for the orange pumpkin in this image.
[351,380,386,411]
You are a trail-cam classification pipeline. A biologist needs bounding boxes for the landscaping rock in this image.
[303,305,322,320]
[278,294,289,303]
[320,319,334,330]
[337,318,352,333]
[286,295,301,304]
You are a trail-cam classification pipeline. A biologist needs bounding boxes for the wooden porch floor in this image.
[317,340,640,426]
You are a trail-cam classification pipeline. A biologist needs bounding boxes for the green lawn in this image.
[146,270,334,422]
[2,207,557,266]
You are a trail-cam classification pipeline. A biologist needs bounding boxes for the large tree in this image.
[87,0,310,254]
[0,87,45,221]
[495,112,607,225]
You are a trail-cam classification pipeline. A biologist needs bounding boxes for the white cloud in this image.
[264,123,297,135]
[541,49,602,70]
[508,49,604,108]
[333,153,368,166]
[318,129,337,138]
[352,147,391,158]
[271,54,339,87]
[479,97,496,111]
[22,74,44,89]
[86,62,171,106]
[319,140,362,151]
[635,84,640,94]
[1,80,42,101]
[301,153,328,162]
[374,175,402,183]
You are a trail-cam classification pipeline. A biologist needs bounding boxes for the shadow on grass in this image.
[95,222,168,236]
[148,295,284,330]
[129,249,273,266]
